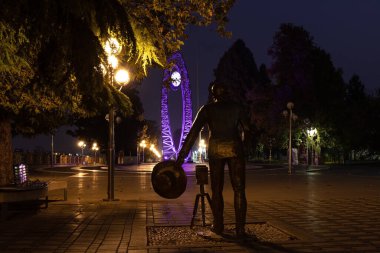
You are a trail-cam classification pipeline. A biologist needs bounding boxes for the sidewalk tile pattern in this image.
[1,197,380,252]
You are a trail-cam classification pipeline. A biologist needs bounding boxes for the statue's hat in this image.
[151,160,187,199]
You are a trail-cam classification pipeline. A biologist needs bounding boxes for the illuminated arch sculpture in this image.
[161,52,192,160]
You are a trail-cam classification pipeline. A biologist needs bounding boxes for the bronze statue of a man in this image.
[176,82,250,236]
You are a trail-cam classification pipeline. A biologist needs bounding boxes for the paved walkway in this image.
[1,163,380,252]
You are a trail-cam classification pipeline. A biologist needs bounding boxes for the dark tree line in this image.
[213,23,380,161]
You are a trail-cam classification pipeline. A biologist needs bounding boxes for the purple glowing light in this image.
[161,52,192,160]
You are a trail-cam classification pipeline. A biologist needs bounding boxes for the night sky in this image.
[13,0,380,153]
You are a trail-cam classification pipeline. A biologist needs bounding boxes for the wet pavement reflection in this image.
[32,162,380,204]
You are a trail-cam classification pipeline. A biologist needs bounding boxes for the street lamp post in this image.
[283,102,297,174]
[78,141,86,165]
[103,37,130,201]
[306,132,309,165]
[108,103,116,200]
[51,134,54,168]
[268,138,274,163]
[92,142,99,164]
[140,140,147,163]
[307,128,318,166]
[137,144,140,164]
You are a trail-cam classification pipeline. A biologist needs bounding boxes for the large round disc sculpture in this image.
[161,52,192,160]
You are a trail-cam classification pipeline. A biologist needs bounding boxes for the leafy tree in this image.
[213,39,275,158]
[268,23,315,114]
[346,75,366,101]
[268,23,347,159]
[309,47,346,130]
[339,75,376,155]
[367,91,380,152]
[0,0,235,185]
[213,39,259,103]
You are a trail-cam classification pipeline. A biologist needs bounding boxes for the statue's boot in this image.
[211,198,224,235]
[211,211,224,235]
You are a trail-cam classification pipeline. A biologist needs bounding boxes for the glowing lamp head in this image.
[115,68,130,85]
[107,55,119,69]
[287,102,294,110]
[140,140,147,148]
[78,141,86,148]
[307,128,318,137]
[92,143,99,151]
[171,71,181,87]
[104,37,121,56]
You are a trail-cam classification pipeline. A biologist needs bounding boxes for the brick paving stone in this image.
[1,164,379,252]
